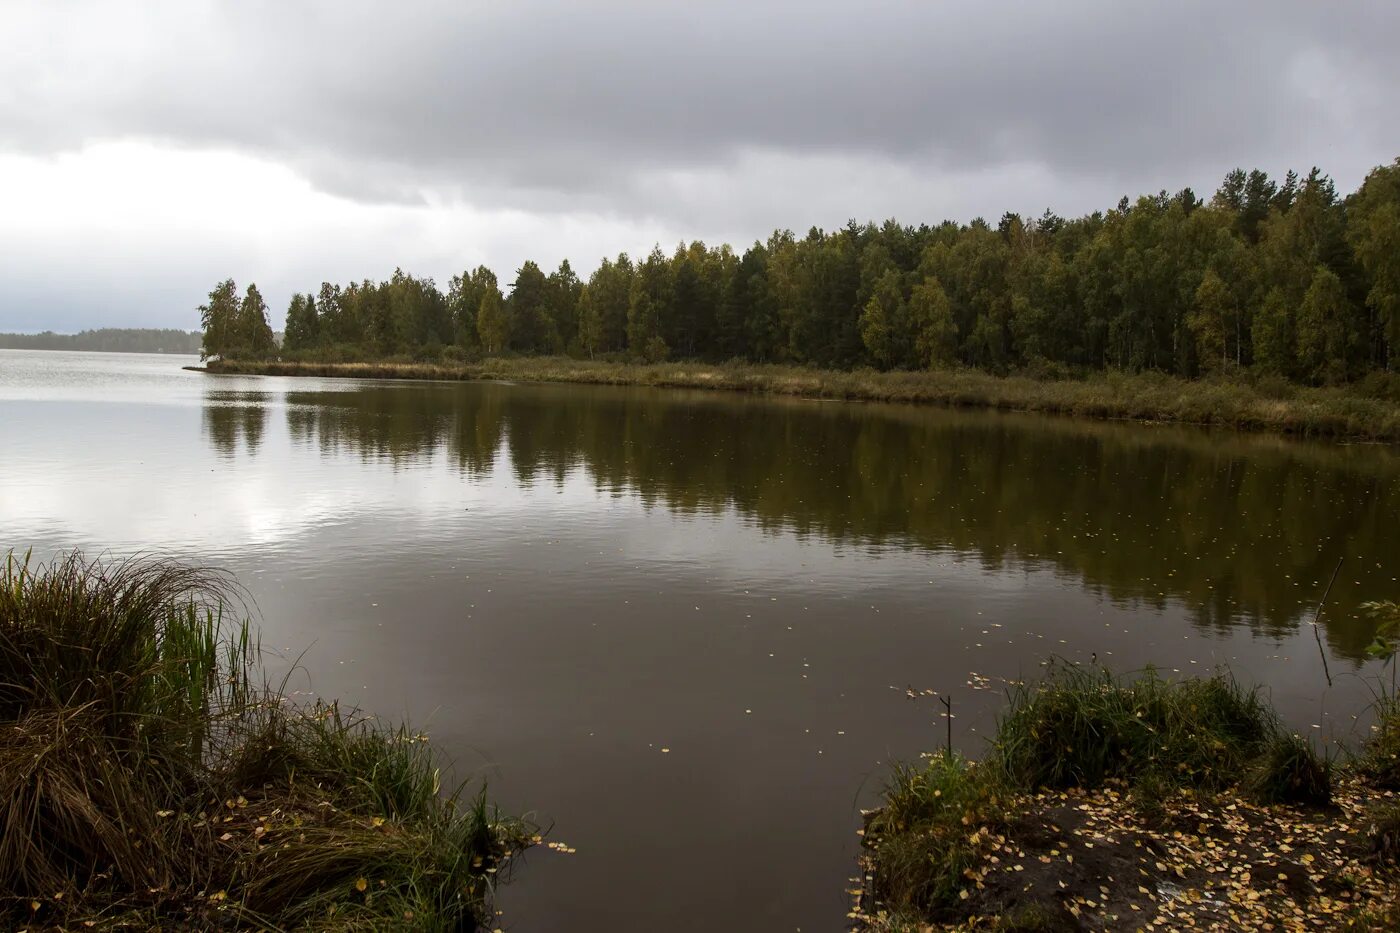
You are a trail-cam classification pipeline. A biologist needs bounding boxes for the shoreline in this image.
[198,357,1400,442]
[855,665,1400,930]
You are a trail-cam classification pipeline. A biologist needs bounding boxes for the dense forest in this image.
[201,159,1400,385]
[1,328,202,354]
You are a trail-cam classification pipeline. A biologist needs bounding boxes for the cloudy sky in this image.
[2,0,1397,332]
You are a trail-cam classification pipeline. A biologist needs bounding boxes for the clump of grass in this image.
[221,700,531,928]
[0,550,251,749]
[863,754,1007,915]
[992,903,1078,932]
[989,663,1280,795]
[1357,696,1400,792]
[1128,769,1174,826]
[0,551,534,929]
[1248,733,1333,806]
[1368,804,1400,864]
[0,552,246,906]
[862,664,1355,927]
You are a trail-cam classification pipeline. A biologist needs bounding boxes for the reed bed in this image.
[0,551,533,929]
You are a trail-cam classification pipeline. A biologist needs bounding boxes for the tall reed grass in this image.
[0,551,533,928]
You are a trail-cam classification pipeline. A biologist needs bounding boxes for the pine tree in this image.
[237,284,275,359]
[283,292,320,352]
[628,247,671,361]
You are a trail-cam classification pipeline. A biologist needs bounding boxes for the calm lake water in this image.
[2,348,1397,930]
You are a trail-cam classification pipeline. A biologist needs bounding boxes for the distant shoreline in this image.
[197,357,1400,441]
[1,328,202,355]
[1,346,200,355]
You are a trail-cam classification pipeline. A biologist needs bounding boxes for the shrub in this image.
[1357,696,1400,790]
[1369,804,1400,863]
[1353,370,1400,402]
[864,754,1006,914]
[1248,733,1332,806]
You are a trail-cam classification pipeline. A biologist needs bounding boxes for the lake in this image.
[1,348,1396,931]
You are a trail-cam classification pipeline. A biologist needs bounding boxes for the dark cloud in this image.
[1,0,1398,329]
[4,0,1398,217]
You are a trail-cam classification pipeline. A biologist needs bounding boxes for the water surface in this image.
[1,349,1396,931]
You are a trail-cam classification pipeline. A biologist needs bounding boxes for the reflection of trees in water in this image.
[279,383,1400,660]
[285,387,505,475]
[203,391,270,458]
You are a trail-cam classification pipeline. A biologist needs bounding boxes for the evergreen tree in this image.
[283,292,319,352]
[547,259,582,353]
[628,247,672,362]
[508,261,553,353]
[584,255,633,356]
[237,284,276,358]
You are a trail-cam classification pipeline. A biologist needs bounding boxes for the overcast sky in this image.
[2,0,1397,332]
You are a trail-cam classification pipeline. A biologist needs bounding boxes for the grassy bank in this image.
[0,552,534,930]
[856,664,1400,931]
[201,357,1400,441]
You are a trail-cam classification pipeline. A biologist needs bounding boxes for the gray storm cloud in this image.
[6,1,1398,206]
[1,0,1398,328]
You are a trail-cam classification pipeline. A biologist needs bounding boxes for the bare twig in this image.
[1311,557,1344,688]
[940,695,953,760]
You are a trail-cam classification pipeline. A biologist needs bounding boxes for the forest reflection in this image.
[202,391,268,459]
[206,382,1397,660]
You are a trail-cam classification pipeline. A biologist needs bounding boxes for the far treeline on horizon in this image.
[0,328,202,355]
[199,156,1394,386]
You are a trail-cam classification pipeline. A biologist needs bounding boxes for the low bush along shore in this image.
[0,551,535,930]
[201,356,1400,442]
[854,663,1400,931]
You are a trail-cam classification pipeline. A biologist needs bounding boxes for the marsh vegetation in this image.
[0,551,533,930]
[858,664,1400,930]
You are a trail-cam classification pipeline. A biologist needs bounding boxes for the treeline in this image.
[1,328,202,354]
[204,158,1400,384]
